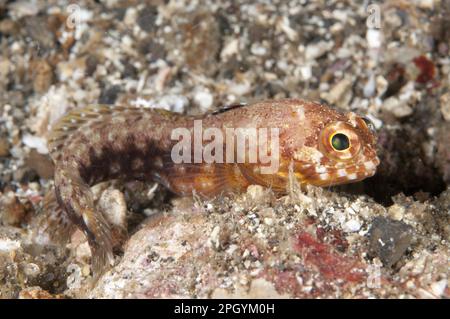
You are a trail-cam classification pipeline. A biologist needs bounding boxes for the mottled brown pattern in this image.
[47,98,379,277]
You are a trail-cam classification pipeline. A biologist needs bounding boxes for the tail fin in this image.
[85,209,115,281]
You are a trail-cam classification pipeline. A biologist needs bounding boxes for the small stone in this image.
[246,185,266,202]
[23,263,40,277]
[369,217,414,267]
[250,43,267,56]
[343,219,361,232]
[321,76,353,108]
[0,137,10,157]
[382,96,413,118]
[22,134,49,154]
[416,0,435,9]
[98,85,122,105]
[304,41,333,60]
[0,192,27,227]
[430,279,448,297]
[98,189,128,247]
[31,59,53,94]
[366,29,383,49]
[137,6,158,32]
[208,225,221,250]
[0,237,21,252]
[300,65,312,81]
[220,39,239,60]
[8,1,42,18]
[25,150,54,179]
[24,16,56,50]
[388,204,405,221]
[363,74,376,97]
[98,189,127,229]
[440,92,450,122]
[194,90,214,112]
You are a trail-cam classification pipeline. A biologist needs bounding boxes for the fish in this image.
[44,98,379,278]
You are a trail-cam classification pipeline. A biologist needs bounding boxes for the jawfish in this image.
[45,98,379,277]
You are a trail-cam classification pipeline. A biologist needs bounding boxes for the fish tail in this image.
[86,210,115,281]
[54,166,114,280]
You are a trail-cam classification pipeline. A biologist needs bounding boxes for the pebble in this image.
[22,134,49,154]
[369,217,414,267]
[343,219,362,233]
[208,226,221,250]
[0,137,10,157]
[321,76,353,108]
[430,279,448,297]
[137,6,158,32]
[194,90,214,112]
[366,29,383,49]
[304,41,333,61]
[388,204,405,221]
[0,237,21,252]
[220,39,239,60]
[31,59,54,94]
[98,189,127,229]
[440,92,450,122]
[8,1,41,18]
[24,16,56,50]
[363,74,376,97]
[0,192,28,226]
[25,150,54,179]
[250,43,267,56]
[382,97,413,118]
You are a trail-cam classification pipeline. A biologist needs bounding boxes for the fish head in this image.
[286,104,380,187]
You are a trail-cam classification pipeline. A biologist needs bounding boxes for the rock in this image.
[363,74,376,97]
[24,16,56,50]
[0,137,10,157]
[25,150,54,179]
[0,235,21,253]
[212,278,290,298]
[381,96,413,118]
[440,92,450,122]
[194,90,214,112]
[304,41,333,60]
[98,189,128,247]
[137,6,158,32]
[321,76,353,108]
[0,192,28,227]
[22,134,49,155]
[343,219,361,233]
[13,167,39,183]
[30,59,53,94]
[366,29,383,49]
[169,11,221,76]
[98,85,122,105]
[369,217,414,267]
[98,189,127,229]
[8,1,42,18]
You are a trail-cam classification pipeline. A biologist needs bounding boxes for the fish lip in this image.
[295,155,380,185]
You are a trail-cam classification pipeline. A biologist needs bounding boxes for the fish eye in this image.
[330,133,350,151]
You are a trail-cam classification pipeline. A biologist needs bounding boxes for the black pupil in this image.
[331,133,350,151]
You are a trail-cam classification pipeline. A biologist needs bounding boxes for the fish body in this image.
[46,98,379,277]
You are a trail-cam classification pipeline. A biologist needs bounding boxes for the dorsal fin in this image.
[211,102,247,115]
[47,104,131,160]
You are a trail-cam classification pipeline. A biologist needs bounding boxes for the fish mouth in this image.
[299,156,380,187]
